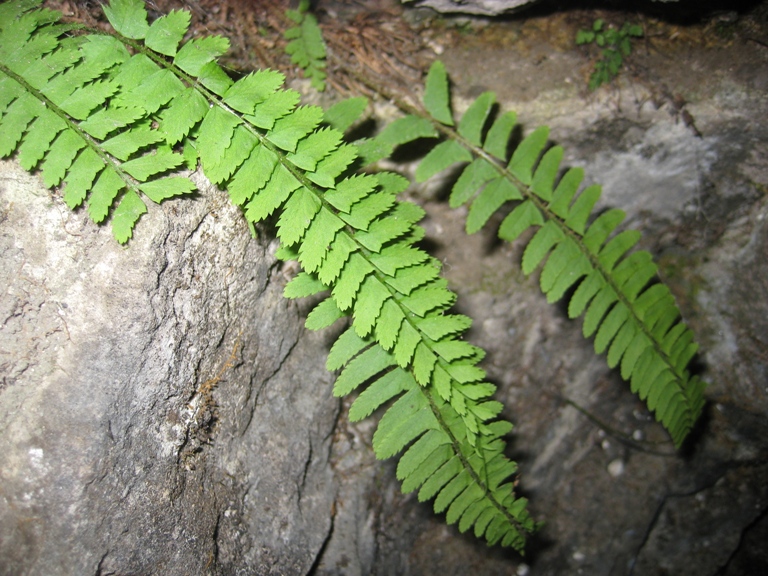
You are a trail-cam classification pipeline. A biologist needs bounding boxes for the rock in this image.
[403,1,679,17]
[0,162,338,575]
[403,0,536,17]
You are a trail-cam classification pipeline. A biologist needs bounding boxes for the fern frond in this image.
[284,0,327,91]
[1,0,535,551]
[373,61,706,448]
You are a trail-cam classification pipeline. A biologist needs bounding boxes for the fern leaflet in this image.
[365,60,706,448]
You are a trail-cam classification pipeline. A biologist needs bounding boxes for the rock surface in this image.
[0,164,338,575]
[403,0,679,17]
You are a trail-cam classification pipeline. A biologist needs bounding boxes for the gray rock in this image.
[404,0,536,17]
[403,1,679,17]
[0,163,338,575]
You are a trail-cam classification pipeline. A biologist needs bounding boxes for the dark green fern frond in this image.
[367,61,706,448]
[1,0,535,551]
[0,0,199,242]
[284,0,327,91]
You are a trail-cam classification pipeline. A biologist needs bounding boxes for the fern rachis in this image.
[0,0,535,550]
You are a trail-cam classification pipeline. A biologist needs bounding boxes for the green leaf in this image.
[418,457,462,502]
[498,200,544,243]
[401,443,453,494]
[530,145,563,202]
[17,109,66,170]
[397,428,450,480]
[305,297,345,331]
[434,470,470,513]
[121,148,183,181]
[415,140,472,183]
[0,93,38,157]
[565,184,601,235]
[333,344,396,397]
[583,285,618,338]
[245,163,301,223]
[483,110,516,160]
[583,208,625,254]
[111,189,147,243]
[339,190,396,231]
[374,115,437,152]
[318,232,357,285]
[373,388,435,459]
[63,148,104,209]
[139,176,195,203]
[327,327,370,371]
[332,252,374,311]
[383,261,440,296]
[87,168,124,223]
[416,314,472,340]
[277,187,321,247]
[307,143,357,188]
[324,174,377,213]
[196,105,241,182]
[550,167,584,219]
[40,128,85,188]
[401,284,455,318]
[286,127,342,171]
[393,321,422,367]
[298,208,346,273]
[113,67,185,115]
[354,203,421,252]
[466,177,522,234]
[58,79,117,120]
[101,123,164,161]
[247,88,300,130]
[102,0,149,40]
[158,87,209,146]
[173,35,230,76]
[145,10,190,56]
[353,275,392,338]
[508,125,549,185]
[458,91,495,147]
[423,60,454,126]
[521,221,564,275]
[375,298,406,350]
[323,97,368,133]
[369,243,429,277]
[223,70,285,115]
[268,105,324,152]
[229,143,278,206]
[284,271,327,299]
[449,157,498,208]
[349,367,412,422]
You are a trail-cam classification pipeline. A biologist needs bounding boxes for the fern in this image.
[0,0,537,551]
[363,60,706,448]
[284,0,327,91]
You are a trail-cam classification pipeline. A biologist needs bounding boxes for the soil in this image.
[36,1,768,574]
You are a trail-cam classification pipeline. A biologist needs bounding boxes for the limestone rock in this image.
[0,162,338,575]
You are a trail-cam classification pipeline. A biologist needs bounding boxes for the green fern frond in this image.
[1,0,536,551]
[369,60,706,448]
[284,0,327,91]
